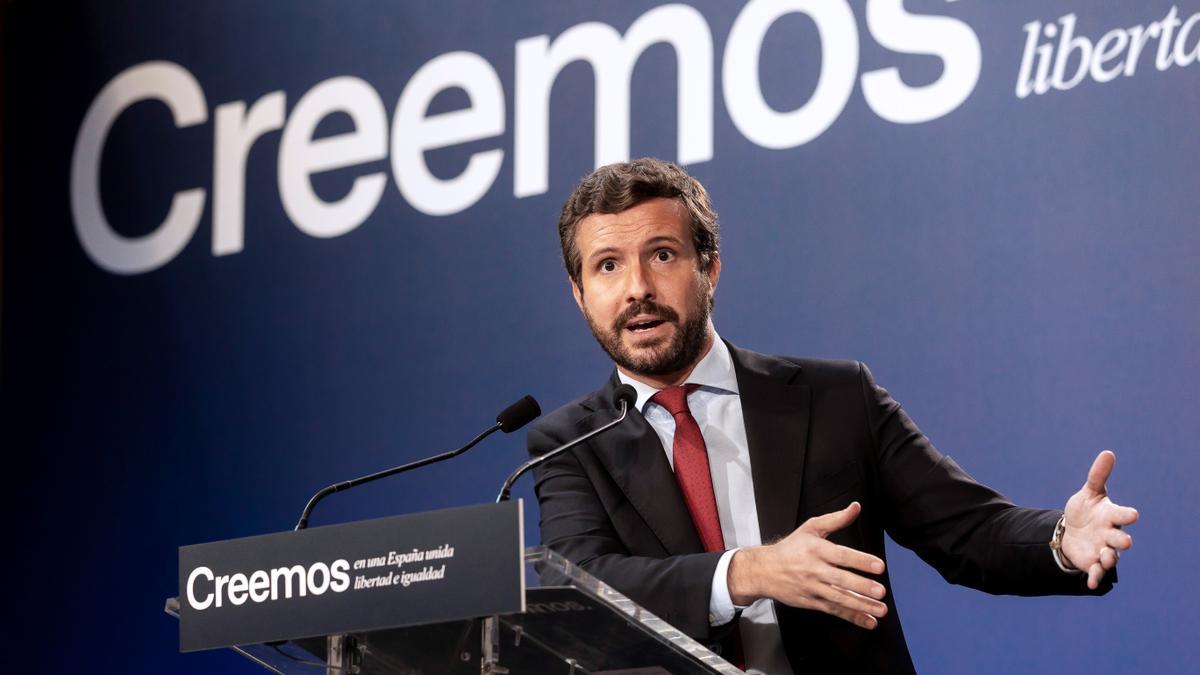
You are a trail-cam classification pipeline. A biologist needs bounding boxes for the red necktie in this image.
[652,384,726,553]
[652,384,746,670]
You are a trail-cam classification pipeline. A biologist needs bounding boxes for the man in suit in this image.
[527,158,1138,673]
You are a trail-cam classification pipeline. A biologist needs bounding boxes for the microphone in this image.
[496,395,542,433]
[295,394,541,530]
[495,384,637,503]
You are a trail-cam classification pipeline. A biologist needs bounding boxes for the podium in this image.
[168,503,739,674]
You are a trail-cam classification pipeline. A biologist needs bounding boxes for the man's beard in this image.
[582,277,714,378]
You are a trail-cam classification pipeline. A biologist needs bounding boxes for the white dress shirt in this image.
[617,336,792,674]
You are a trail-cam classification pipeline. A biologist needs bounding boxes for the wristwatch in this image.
[1048,514,1076,573]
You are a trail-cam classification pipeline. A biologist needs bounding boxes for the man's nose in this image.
[625,261,655,301]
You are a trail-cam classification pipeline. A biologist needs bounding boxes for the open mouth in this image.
[625,318,668,333]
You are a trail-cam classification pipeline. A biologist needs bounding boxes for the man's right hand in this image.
[727,501,889,629]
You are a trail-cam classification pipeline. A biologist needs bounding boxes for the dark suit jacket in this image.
[527,344,1110,673]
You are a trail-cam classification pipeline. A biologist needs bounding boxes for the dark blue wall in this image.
[3,1,1197,672]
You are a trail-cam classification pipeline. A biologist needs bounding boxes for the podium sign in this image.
[178,501,524,652]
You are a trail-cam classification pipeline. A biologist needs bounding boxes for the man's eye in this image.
[600,260,617,272]
[655,249,674,262]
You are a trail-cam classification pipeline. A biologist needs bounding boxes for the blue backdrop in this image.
[2,1,1197,672]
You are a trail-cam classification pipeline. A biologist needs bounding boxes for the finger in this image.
[1099,547,1118,570]
[1084,450,1115,494]
[823,566,888,601]
[821,541,886,575]
[811,599,878,630]
[1087,562,1104,590]
[832,585,890,618]
[1108,504,1139,527]
[800,501,861,537]
[1104,529,1133,551]
[817,584,888,619]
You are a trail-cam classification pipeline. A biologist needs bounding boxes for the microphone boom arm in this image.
[495,400,630,503]
[295,422,502,530]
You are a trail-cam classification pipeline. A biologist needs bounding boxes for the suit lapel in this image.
[583,343,812,554]
[728,344,812,544]
[586,375,705,555]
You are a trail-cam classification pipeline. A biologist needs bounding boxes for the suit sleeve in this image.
[528,421,728,640]
[858,362,1112,596]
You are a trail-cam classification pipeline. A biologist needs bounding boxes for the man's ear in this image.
[570,277,585,312]
[706,252,721,292]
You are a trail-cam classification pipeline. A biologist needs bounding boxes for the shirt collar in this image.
[616,334,740,413]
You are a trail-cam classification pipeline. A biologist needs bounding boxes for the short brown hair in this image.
[558,158,720,286]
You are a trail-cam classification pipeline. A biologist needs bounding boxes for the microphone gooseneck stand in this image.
[295,394,541,530]
[495,385,636,503]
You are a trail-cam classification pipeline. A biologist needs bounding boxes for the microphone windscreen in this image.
[497,395,541,433]
[611,384,638,412]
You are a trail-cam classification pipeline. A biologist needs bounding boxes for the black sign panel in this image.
[178,501,524,652]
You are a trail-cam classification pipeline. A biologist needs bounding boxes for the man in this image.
[527,158,1138,673]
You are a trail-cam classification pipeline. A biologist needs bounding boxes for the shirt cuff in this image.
[708,548,744,626]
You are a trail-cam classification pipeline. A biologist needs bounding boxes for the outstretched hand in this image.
[1061,450,1139,589]
[728,502,888,629]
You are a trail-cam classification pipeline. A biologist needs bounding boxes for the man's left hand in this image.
[1061,450,1139,589]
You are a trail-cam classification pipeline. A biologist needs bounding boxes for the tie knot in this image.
[650,384,698,416]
